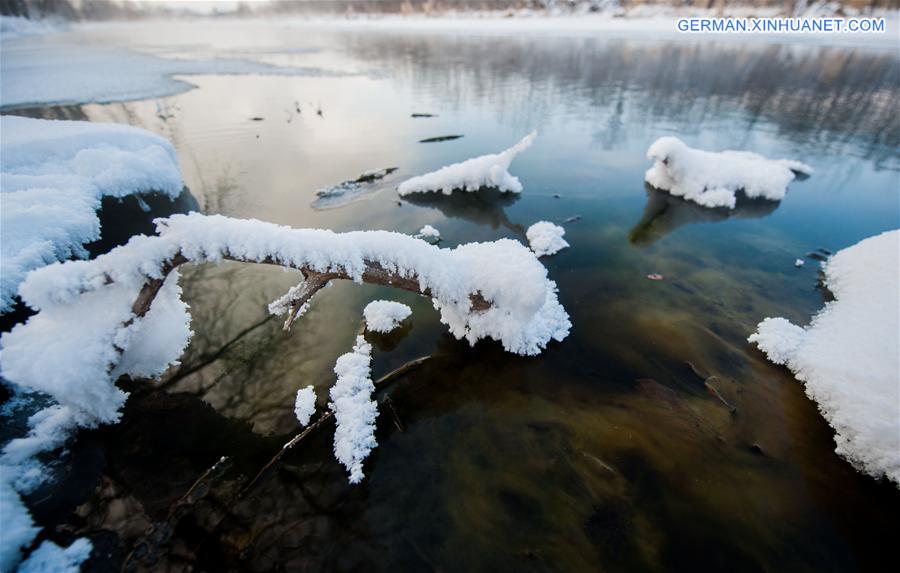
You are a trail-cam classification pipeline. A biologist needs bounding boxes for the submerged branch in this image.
[238,355,431,498]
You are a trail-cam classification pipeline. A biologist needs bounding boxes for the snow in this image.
[416,225,441,241]
[526,221,569,257]
[0,116,183,313]
[749,230,900,485]
[329,336,376,484]
[2,211,568,427]
[398,131,536,196]
[0,478,38,572]
[645,136,812,209]
[0,34,344,109]
[18,539,92,573]
[363,300,412,333]
[294,386,317,427]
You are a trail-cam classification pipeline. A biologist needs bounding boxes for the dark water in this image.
[9,22,900,572]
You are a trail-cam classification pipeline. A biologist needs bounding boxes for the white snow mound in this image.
[294,386,317,427]
[363,300,412,333]
[417,225,441,240]
[645,136,812,209]
[398,131,536,196]
[749,229,900,485]
[527,221,569,257]
[0,116,183,313]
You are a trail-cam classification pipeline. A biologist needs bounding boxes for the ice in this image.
[749,230,900,485]
[645,136,812,209]
[398,132,536,196]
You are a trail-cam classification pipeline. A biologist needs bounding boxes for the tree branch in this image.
[237,355,431,498]
[127,252,491,321]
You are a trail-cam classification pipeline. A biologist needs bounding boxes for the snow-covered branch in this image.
[2,213,570,430]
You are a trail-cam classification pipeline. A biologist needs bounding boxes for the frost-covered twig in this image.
[3,213,568,428]
[329,336,375,484]
[268,272,335,331]
[238,355,431,497]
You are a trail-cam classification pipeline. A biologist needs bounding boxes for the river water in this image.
[4,19,899,572]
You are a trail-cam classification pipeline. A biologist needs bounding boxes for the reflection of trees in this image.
[158,262,315,433]
[628,184,780,246]
[402,187,525,235]
[340,34,899,165]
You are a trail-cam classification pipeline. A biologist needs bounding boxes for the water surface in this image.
[7,21,900,572]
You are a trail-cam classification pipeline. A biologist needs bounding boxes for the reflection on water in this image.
[402,187,525,235]
[629,185,781,247]
[340,33,899,166]
[5,21,899,573]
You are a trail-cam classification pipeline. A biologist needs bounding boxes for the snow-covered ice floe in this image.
[398,131,536,196]
[645,136,812,209]
[0,34,346,109]
[363,300,412,333]
[527,221,569,257]
[0,116,183,313]
[329,336,376,484]
[749,230,900,485]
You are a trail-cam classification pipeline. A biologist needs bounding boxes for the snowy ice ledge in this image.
[645,136,812,209]
[749,230,899,486]
[2,212,570,426]
[398,131,536,196]
[0,116,183,313]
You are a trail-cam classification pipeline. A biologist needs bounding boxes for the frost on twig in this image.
[268,273,332,331]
